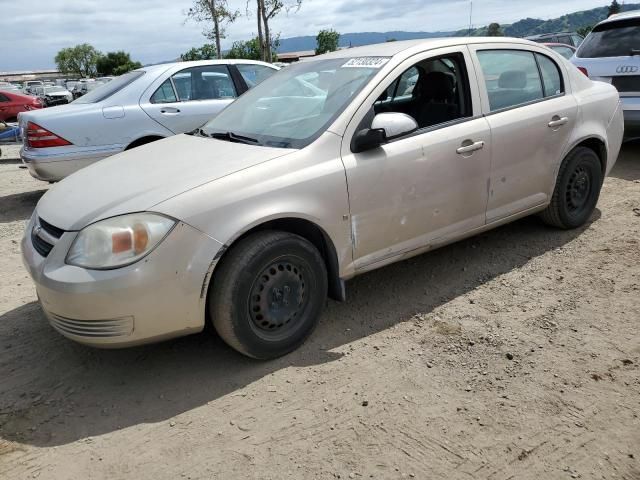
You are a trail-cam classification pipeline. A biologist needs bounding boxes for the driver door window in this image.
[373,53,472,130]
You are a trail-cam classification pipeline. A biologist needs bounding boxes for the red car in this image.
[0,90,42,122]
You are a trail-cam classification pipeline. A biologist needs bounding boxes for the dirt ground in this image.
[0,145,639,480]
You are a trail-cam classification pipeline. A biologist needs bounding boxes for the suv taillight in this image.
[26,121,72,148]
[577,67,589,77]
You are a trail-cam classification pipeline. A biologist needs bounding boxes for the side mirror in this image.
[371,112,418,140]
[352,128,386,153]
[352,112,418,153]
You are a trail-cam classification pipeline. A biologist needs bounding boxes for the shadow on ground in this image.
[609,141,640,181]
[0,208,600,447]
[0,189,46,223]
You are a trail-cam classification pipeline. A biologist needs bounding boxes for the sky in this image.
[0,0,613,71]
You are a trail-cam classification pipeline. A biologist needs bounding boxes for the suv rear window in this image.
[578,18,640,58]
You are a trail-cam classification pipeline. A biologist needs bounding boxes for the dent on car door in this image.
[141,65,238,134]
[471,47,578,223]
[341,48,492,271]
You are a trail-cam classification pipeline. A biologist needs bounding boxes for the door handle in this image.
[548,116,568,128]
[456,140,485,155]
[160,107,181,114]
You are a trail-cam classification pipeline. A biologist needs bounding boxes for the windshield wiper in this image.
[207,131,261,146]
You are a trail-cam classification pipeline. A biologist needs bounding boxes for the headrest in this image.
[415,71,454,101]
[498,70,527,89]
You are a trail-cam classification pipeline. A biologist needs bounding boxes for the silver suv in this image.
[572,10,640,140]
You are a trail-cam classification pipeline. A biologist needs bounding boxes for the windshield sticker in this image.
[342,57,390,69]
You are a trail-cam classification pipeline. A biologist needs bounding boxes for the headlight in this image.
[66,213,175,269]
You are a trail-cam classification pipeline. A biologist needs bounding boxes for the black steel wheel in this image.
[540,147,603,229]
[209,230,327,359]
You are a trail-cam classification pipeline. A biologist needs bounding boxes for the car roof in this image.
[139,59,277,75]
[309,37,541,60]
[526,32,576,39]
[542,42,575,48]
[598,9,640,25]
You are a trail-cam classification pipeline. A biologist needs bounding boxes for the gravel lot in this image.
[1,145,639,480]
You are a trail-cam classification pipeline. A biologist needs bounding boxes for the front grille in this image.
[48,313,134,338]
[612,75,640,93]
[31,216,65,258]
[31,232,54,257]
[39,217,64,239]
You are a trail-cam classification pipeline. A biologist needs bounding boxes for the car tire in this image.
[539,147,603,229]
[209,230,328,359]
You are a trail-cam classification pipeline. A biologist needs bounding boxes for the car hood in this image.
[36,134,294,231]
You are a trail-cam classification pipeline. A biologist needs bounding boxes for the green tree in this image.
[54,44,101,77]
[608,0,621,17]
[185,0,239,59]
[386,38,397,42]
[486,22,503,36]
[181,44,218,61]
[315,29,340,55]
[96,51,142,76]
[577,25,593,37]
[224,36,279,60]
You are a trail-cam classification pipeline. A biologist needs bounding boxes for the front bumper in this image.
[21,144,123,182]
[21,213,224,347]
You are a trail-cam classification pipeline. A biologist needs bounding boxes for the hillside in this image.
[278,3,640,52]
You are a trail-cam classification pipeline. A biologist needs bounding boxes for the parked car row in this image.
[0,90,42,122]
[21,37,623,359]
[19,60,279,181]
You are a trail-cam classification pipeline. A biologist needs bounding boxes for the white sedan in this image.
[18,60,278,181]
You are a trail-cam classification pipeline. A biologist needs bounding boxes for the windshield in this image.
[45,86,66,93]
[578,18,640,58]
[73,70,146,104]
[202,57,387,148]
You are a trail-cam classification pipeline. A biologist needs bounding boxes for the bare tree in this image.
[248,0,301,62]
[186,0,239,59]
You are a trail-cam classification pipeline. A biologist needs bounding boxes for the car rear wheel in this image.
[209,230,328,359]
[539,146,603,229]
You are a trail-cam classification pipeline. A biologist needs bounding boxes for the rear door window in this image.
[476,50,544,111]
[578,18,640,58]
[151,79,178,103]
[171,65,237,101]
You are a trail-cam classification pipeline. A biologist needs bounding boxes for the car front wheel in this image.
[540,146,603,229]
[209,230,328,359]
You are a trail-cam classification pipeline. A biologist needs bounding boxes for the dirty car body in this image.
[22,38,623,358]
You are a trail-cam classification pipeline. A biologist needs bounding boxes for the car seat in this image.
[410,71,458,128]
